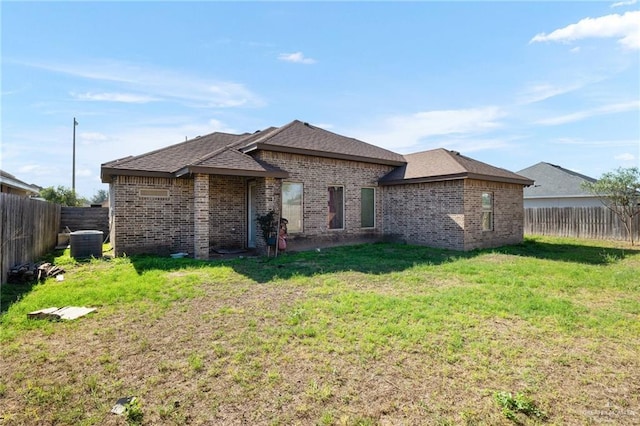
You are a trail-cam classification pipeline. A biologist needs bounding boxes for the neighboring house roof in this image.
[0,169,42,195]
[379,148,534,186]
[241,120,406,166]
[517,162,597,198]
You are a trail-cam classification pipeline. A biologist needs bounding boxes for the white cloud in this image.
[278,52,317,64]
[18,164,61,177]
[71,92,158,103]
[537,100,640,125]
[611,0,638,8]
[351,106,506,152]
[313,123,335,130]
[554,137,639,147]
[80,132,109,142]
[614,152,636,161]
[517,80,595,104]
[530,11,640,49]
[17,59,265,108]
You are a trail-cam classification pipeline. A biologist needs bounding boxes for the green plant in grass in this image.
[125,397,144,425]
[188,352,204,373]
[494,391,546,422]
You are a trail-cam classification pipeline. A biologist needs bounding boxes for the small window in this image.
[282,182,303,233]
[361,188,375,228]
[482,192,493,231]
[328,186,344,230]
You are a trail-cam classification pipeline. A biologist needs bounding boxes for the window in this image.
[328,186,344,229]
[482,192,493,231]
[361,188,375,228]
[282,182,303,233]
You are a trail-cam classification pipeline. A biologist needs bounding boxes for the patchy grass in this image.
[1,236,639,425]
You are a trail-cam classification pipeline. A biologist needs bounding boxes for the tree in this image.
[582,167,640,245]
[90,189,109,204]
[39,186,86,206]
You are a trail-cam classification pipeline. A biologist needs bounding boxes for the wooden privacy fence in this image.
[524,206,640,242]
[61,207,109,236]
[1,194,61,284]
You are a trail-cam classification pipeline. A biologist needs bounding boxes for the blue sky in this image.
[2,1,639,199]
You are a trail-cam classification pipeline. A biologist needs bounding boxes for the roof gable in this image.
[102,132,245,174]
[517,162,597,198]
[242,120,406,166]
[380,148,533,186]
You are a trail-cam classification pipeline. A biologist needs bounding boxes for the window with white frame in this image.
[282,182,303,233]
[328,186,344,229]
[361,187,375,228]
[482,192,493,231]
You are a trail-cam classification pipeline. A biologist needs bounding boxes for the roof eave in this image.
[100,168,175,183]
[243,143,405,167]
[380,172,534,186]
[379,173,468,186]
[176,165,289,179]
[466,173,534,186]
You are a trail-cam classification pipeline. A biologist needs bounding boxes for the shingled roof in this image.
[101,132,249,180]
[241,120,405,166]
[517,162,596,198]
[101,120,405,182]
[379,148,533,186]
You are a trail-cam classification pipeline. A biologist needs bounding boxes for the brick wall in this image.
[111,160,526,256]
[463,179,525,250]
[209,175,247,253]
[111,176,194,256]
[382,179,525,251]
[382,180,466,250]
[112,174,252,257]
[255,151,395,250]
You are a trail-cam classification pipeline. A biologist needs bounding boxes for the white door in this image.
[248,181,257,248]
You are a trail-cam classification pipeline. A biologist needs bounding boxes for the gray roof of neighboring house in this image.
[0,169,42,194]
[517,162,597,198]
[379,148,533,186]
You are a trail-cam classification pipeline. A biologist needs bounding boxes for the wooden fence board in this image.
[525,206,639,242]
[60,207,109,235]
[1,194,61,284]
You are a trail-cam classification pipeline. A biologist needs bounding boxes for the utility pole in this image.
[72,117,78,192]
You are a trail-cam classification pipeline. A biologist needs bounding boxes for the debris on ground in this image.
[27,306,97,321]
[7,262,65,284]
[111,396,136,415]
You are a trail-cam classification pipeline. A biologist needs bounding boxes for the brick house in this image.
[101,120,532,258]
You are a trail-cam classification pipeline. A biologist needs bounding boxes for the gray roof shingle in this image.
[101,120,405,182]
[102,132,245,174]
[241,120,406,165]
[380,148,533,186]
[101,121,532,187]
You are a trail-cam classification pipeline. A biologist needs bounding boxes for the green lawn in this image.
[1,236,639,425]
